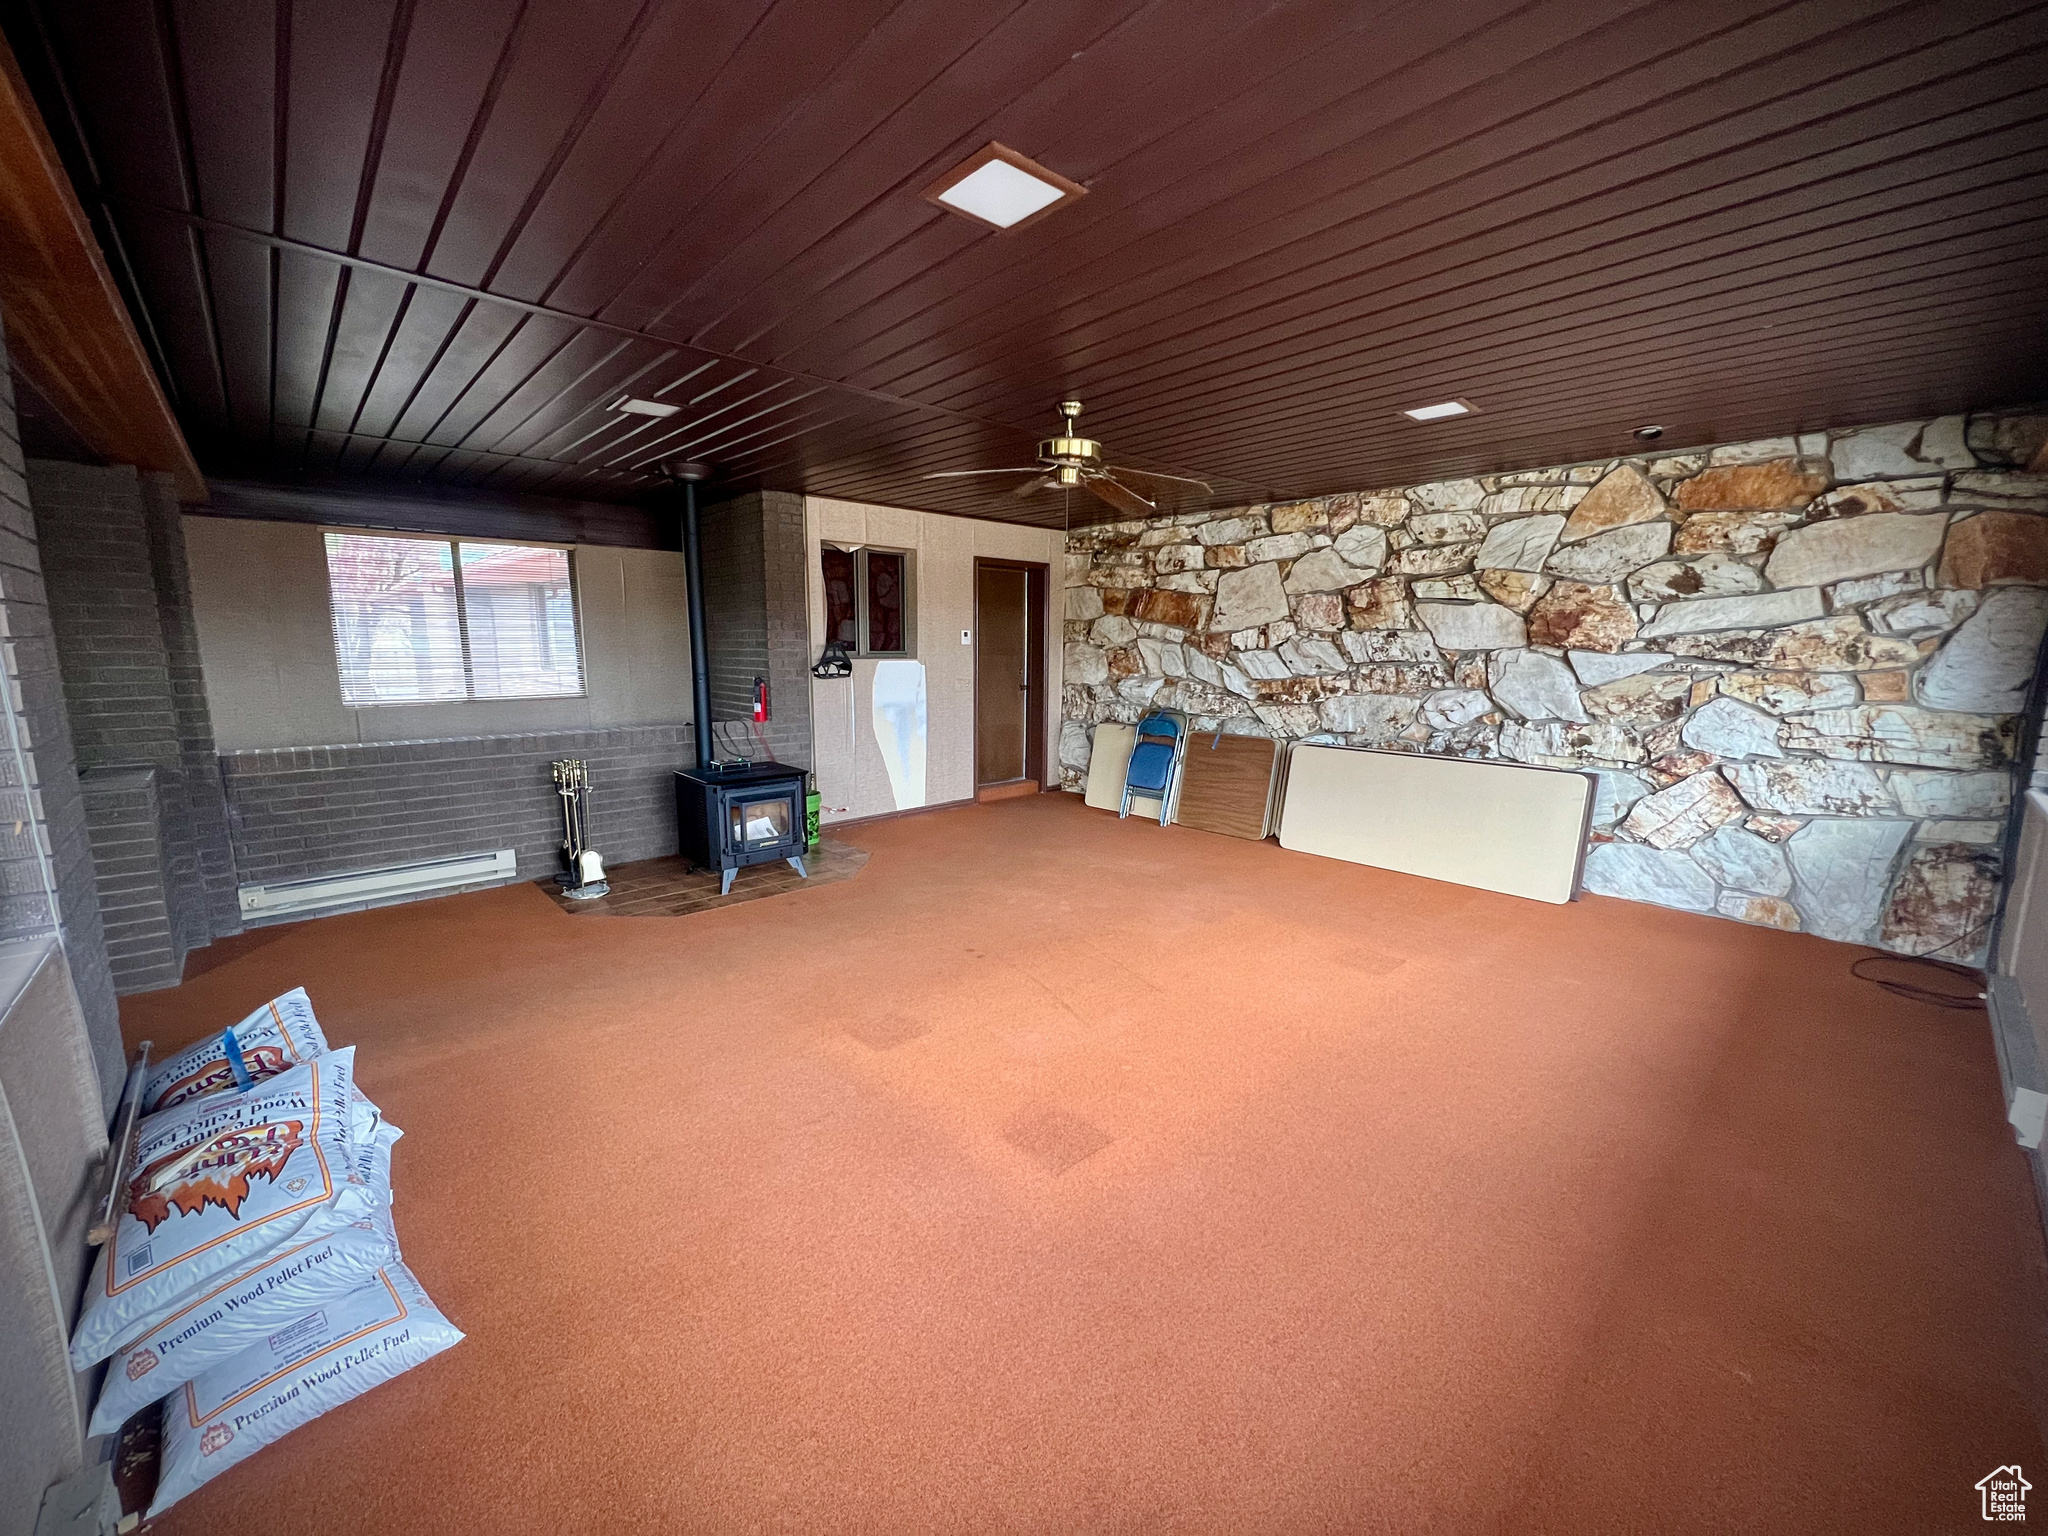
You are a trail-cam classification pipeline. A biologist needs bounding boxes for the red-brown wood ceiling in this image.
[11,0,2048,528]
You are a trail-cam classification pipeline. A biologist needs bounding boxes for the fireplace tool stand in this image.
[553,758,609,898]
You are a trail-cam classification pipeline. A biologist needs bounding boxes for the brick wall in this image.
[80,766,178,991]
[29,458,240,992]
[141,475,239,942]
[29,462,197,990]
[0,359,119,1100]
[700,494,767,731]
[222,723,699,921]
[29,464,181,766]
[759,489,814,771]
[215,490,817,921]
[202,490,813,926]
[698,489,811,768]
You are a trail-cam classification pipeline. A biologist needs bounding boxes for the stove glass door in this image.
[729,795,791,850]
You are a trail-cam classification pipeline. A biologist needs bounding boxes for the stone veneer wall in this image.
[1060,409,2048,961]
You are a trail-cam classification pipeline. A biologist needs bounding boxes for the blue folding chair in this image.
[1120,712,1183,825]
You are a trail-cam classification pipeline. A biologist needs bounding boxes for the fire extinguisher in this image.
[752,677,769,722]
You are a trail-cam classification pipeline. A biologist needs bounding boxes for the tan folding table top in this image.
[1277,744,1591,904]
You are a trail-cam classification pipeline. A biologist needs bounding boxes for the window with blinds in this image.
[324,531,584,706]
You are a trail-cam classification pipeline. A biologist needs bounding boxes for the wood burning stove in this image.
[665,460,810,897]
[674,762,809,895]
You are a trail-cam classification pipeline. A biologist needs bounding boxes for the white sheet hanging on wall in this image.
[871,659,928,810]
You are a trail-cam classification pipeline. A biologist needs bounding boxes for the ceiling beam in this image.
[195,471,676,550]
[112,199,1246,496]
[0,35,202,499]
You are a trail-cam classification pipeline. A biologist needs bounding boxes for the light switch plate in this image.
[961,629,972,644]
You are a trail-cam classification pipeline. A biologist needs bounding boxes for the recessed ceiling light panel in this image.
[612,396,680,418]
[924,143,1086,233]
[1400,399,1477,422]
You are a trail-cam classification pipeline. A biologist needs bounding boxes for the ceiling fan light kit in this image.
[922,399,1213,519]
[1041,398,1100,480]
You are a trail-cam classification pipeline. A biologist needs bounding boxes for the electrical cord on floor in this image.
[1850,920,1990,1011]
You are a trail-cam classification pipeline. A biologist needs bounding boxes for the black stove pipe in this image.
[680,477,713,771]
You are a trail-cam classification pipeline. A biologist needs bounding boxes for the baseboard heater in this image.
[238,848,517,920]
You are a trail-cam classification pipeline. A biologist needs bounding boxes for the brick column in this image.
[29,458,239,994]
[0,354,120,1101]
[699,489,812,769]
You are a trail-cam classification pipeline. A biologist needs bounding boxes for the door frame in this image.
[972,558,1049,790]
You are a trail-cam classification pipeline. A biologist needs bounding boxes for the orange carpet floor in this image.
[125,793,2048,1534]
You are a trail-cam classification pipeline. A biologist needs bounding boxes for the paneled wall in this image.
[184,515,695,750]
[189,495,813,909]
[184,516,698,904]
[805,497,1063,823]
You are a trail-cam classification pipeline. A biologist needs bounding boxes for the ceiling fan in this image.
[923,399,1212,516]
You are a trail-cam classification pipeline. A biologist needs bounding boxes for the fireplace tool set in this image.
[537,465,822,903]
[552,758,608,898]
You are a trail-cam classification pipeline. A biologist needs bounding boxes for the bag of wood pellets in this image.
[135,1050,370,1158]
[142,1054,391,1156]
[87,1116,401,1436]
[150,1261,462,1517]
[142,988,329,1116]
[70,1048,376,1370]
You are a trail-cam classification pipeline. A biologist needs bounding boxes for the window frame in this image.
[322,527,588,708]
[821,542,917,659]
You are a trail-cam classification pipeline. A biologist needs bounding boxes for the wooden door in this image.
[975,565,1029,786]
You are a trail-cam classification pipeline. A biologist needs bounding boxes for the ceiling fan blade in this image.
[921,467,1045,479]
[1014,473,1058,497]
[1103,463,1214,492]
[1083,474,1156,517]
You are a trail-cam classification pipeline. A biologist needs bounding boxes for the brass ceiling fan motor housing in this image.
[1039,400,1101,477]
[920,396,1212,517]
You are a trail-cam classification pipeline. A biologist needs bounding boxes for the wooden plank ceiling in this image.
[8,0,2048,528]
[0,27,202,495]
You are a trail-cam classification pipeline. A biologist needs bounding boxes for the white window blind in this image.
[324,531,584,706]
